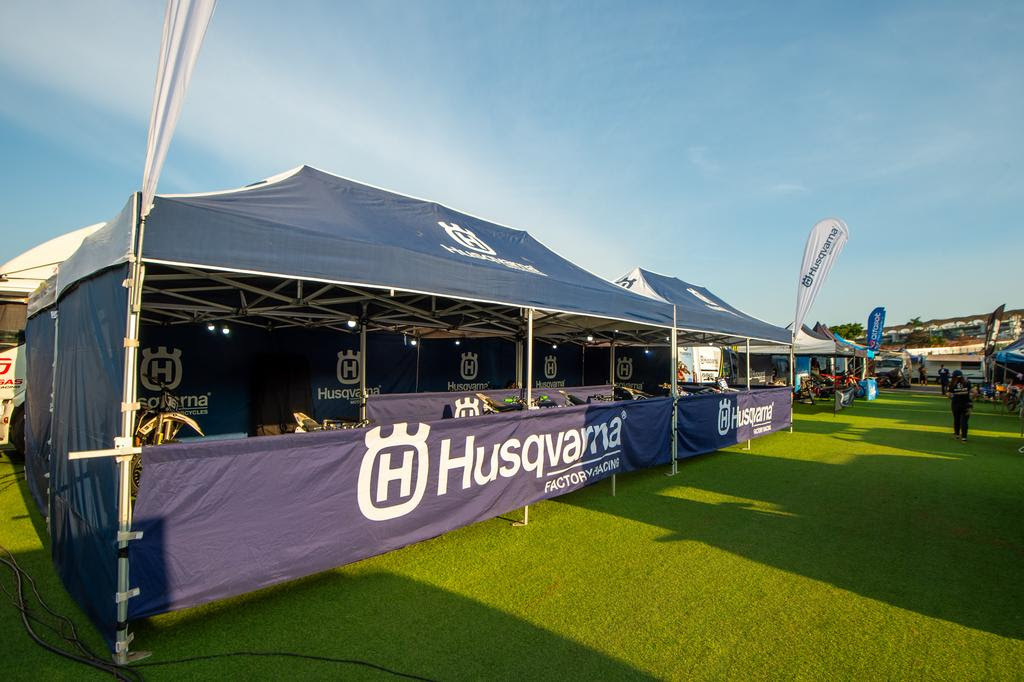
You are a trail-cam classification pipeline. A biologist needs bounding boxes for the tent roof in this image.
[748,324,852,356]
[612,267,791,344]
[1,223,103,300]
[47,166,681,342]
[996,334,1024,363]
[135,166,673,334]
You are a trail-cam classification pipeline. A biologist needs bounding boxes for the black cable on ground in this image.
[2,540,435,681]
[0,544,111,665]
[0,546,144,682]
[134,651,436,680]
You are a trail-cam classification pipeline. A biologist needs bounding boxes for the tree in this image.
[904,316,933,347]
[830,322,864,340]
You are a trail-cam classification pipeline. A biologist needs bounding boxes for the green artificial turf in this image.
[3,392,1024,680]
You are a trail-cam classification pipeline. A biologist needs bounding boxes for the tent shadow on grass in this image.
[4,459,648,681]
[560,443,1024,640]
[130,568,649,680]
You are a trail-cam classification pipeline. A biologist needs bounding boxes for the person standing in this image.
[949,370,972,441]
[938,365,950,394]
[918,363,928,385]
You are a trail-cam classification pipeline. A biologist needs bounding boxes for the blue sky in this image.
[1,1,1020,327]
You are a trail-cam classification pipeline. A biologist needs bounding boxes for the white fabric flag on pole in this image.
[141,0,217,217]
[793,218,849,337]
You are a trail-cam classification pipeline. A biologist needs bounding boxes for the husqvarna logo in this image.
[615,276,636,289]
[716,397,775,437]
[616,356,633,381]
[437,221,545,276]
[140,347,182,391]
[440,221,496,255]
[717,398,733,436]
[337,350,360,385]
[453,397,481,418]
[460,352,479,380]
[357,424,430,521]
[544,355,558,379]
[688,287,735,315]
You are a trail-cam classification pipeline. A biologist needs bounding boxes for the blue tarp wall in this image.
[24,309,56,515]
[47,266,127,648]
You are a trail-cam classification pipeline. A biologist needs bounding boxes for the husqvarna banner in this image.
[983,304,1005,358]
[366,385,613,424]
[834,386,856,412]
[128,398,671,618]
[676,387,792,458]
[866,307,886,352]
[793,218,849,336]
[141,0,217,215]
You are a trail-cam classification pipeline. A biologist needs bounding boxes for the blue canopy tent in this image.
[613,267,790,344]
[611,267,792,388]
[25,165,689,655]
[994,335,1024,379]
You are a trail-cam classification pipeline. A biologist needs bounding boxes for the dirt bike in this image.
[131,374,204,496]
[1005,386,1021,413]
[294,412,372,432]
[876,368,910,389]
[823,372,859,391]
[613,385,651,401]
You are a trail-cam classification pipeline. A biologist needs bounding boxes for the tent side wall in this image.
[49,265,129,647]
[24,308,57,515]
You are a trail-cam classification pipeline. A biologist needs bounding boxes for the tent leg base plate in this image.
[115,650,152,664]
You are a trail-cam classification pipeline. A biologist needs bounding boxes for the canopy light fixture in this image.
[410,339,418,347]
[221,326,230,335]
[454,339,461,346]
[586,334,594,342]
[551,344,558,350]
[206,322,215,332]
[346,319,358,329]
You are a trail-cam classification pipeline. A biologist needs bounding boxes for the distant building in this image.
[884,308,1023,345]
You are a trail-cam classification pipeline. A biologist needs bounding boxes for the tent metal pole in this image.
[46,308,60,533]
[609,339,616,390]
[517,308,534,526]
[515,309,524,389]
[670,306,679,476]
[526,308,534,406]
[414,338,420,393]
[745,337,751,450]
[359,315,367,421]
[789,329,795,434]
[114,192,147,663]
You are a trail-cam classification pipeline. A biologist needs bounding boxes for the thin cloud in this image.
[767,182,809,195]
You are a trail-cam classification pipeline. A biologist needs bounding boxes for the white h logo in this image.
[688,287,735,315]
[358,424,431,521]
[616,356,633,381]
[440,221,496,255]
[460,352,479,380]
[717,398,733,436]
[453,397,481,418]
[544,355,558,379]
[337,350,360,385]
[140,347,183,390]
